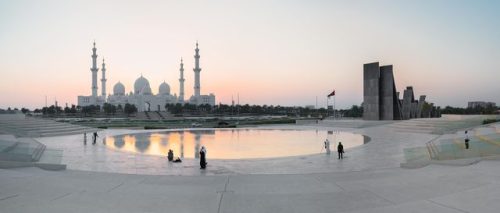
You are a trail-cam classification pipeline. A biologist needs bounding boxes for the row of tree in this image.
[30,103,138,116]
[16,103,498,117]
[440,105,498,115]
[8,103,365,118]
[165,103,365,118]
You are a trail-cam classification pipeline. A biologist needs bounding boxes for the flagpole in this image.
[334,95,336,120]
[326,97,329,117]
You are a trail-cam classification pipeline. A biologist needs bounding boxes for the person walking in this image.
[324,139,331,155]
[92,132,98,145]
[337,142,344,159]
[199,146,207,169]
[465,130,470,149]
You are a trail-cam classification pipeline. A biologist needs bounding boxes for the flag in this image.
[327,90,335,97]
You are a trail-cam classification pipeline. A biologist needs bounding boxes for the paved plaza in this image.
[1,115,500,212]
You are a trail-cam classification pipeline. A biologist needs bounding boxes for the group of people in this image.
[324,139,344,159]
[83,132,99,145]
[167,146,208,169]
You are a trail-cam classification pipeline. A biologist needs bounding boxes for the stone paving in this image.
[1,116,499,212]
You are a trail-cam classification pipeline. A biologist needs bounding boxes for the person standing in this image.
[324,139,331,155]
[83,132,87,145]
[199,146,207,169]
[465,130,470,149]
[337,142,344,159]
[92,132,98,145]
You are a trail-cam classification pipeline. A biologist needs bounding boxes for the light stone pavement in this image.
[1,119,499,212]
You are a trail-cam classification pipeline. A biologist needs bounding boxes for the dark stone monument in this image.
[362,62,439,120]
[363,62,381,120]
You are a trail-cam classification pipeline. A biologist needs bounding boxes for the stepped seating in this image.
[134,111,165,120]
[0,134,18,153]
[0,115,74,170]
[386,116,489,134]
[0,116,98,137]
[0,137,45,162]
[0,134,65,170]
[156,111,165,119]
[310,119,394,128]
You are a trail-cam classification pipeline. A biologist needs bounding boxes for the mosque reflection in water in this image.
[104,129,367,159]
[104,130,212,159]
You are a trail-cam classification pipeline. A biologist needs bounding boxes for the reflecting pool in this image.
[104,129,368,159]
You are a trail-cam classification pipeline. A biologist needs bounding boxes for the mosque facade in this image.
[77,42,216,112]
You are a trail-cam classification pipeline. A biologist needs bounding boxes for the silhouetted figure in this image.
[324,139,331,155]
[92,132,98,145]
[83,132,87,145]
[200,146,207,169]
[167,149,174,161]
[465,130,470,149]
[173,157,182,163]
[337,142,344,159]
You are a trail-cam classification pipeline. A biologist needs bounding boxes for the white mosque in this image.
[77,42,216,112]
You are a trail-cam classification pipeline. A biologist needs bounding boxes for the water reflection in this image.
[104,129,368,159]
[113,137,124,148]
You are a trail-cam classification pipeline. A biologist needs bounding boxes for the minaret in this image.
[101,58,107,97]
[193,42,202,101]
[91,41,99,97]
[179,58,185,103]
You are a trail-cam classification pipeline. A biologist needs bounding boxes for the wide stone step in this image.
[30,125,90,134]
[39,128,98,137]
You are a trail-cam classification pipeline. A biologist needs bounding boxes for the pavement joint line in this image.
[50,192,72,201]
[333,181,346,191]
[365,189,396,205]
[312,175,346,191]
[107,182,124,192]
[217,176,230,213]
[0,194,19,201]
[426,199,470,213]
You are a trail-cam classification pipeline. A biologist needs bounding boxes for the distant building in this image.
[362,62,439,120]
[468,101,496,108]
[77,41,216,111]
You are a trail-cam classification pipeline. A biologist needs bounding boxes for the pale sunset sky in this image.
[1,0,499,109]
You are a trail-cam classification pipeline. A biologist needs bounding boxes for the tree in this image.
[124,103,138,116]
[103,103,117,115]
[80,105,100,116]
[199,104,212,112]
[81,106,92,116]
[70,105,77,113]
[342,105,363,118]
[64,106,71,114]
[21,108,29,114]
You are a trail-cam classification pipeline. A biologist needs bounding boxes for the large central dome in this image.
[134,75,152,95]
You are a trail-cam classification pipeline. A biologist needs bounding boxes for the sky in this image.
[1,0,499,110]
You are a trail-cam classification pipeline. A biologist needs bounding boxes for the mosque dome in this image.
[159,82,171,95]
[142,86,152,95]
[113,82,125,96]
[134,75,152,95]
